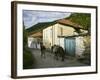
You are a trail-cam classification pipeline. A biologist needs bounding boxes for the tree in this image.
[67,13,91,30]
[23,23,34,69]
[23,25,28,50]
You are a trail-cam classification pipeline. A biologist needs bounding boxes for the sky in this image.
[23,10,71,29]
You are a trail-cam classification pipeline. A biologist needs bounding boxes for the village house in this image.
[27,19,88,57]
[27,21,56,49]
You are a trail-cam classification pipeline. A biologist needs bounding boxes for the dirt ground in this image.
[29,49,89,69]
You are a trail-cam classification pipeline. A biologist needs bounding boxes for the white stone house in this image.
[43,19,88,56]
[27,19,88,57]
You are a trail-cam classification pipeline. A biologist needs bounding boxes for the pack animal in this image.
[51,45,66,61]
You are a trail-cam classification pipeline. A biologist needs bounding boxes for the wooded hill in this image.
[66,13,91,30]
[26,13,91,34]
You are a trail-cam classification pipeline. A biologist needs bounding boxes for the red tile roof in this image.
[57,19,82,29]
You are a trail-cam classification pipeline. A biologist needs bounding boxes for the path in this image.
[30,49,88,69]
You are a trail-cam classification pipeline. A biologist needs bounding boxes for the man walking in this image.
[40,43,46,58]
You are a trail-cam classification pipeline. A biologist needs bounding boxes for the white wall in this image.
[58,24,75,36]
[28,37,34,48]
[59,38,65,49]
[0,0,99,80]
[43,26,53,48]
[76,37,85,56]
[53,24,59,45]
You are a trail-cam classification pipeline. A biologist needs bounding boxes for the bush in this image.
[78,35,91,65]
[23,25,34,69]
[23,48,34,69]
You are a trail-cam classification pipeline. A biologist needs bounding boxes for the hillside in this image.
[66,13,91,30]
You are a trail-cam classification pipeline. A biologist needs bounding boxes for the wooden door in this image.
[64,38,75,56]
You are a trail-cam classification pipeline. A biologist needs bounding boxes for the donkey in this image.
[51,45,66,61]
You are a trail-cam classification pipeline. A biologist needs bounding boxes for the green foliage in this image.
[23,24,34,69]
[67,13,91,30]
[23,26,28,48]
[23,49,34,69]
[80,35,91,65]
